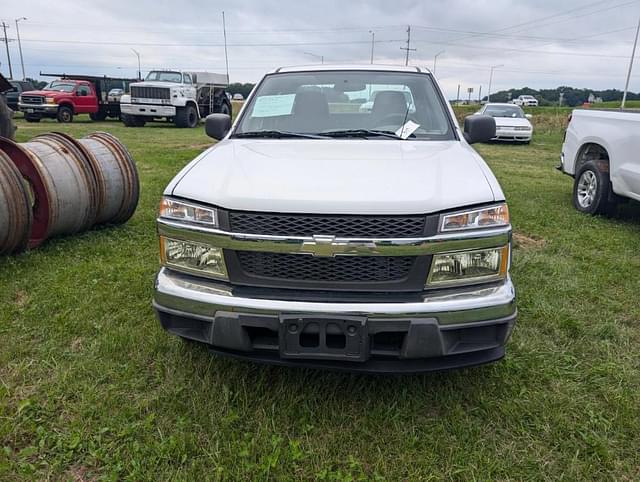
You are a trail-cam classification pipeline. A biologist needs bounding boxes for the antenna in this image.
[400,25,416,66]
[222,11,230,84]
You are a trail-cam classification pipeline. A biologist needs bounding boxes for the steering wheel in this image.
[376,113,410,126]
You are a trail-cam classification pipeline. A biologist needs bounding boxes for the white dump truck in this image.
[120,70,232,128]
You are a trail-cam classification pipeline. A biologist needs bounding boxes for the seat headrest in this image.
[293,90,329,117]
[372,91,408,116]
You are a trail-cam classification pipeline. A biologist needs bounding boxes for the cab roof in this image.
[270,64,432,74]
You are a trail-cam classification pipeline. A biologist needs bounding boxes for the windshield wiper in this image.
[318,129,410,140]
[233,130,325,139]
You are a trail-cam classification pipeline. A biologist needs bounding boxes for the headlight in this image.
[159,237,227,279]
[45,98,56,104]
[440,204,509,232]
[427,245,509,287]
[159,197,217,226]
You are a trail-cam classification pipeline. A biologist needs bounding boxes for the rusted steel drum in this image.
[0,136,97,248]
[0,150,32,254]
[77,132,140,225]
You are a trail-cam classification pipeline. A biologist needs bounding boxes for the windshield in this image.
[44,82,76,93]
[483,105,524,118]
[234,71,453,140]
[145,71,182,83]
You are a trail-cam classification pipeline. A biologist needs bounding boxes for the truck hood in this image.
[21,90,65,98]
[170,139,501,215]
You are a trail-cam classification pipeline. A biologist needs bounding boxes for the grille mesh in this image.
[236,251,414,283]
[228,212,425,238]
[21,96,44,105]
[131,86,170,100]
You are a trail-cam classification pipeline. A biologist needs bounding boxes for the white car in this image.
[153,64,516,373]
[512,95,538,107]
[477,103,533,143]
[560,109,640,214]
[232,93,244,101]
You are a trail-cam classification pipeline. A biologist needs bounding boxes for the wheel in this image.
[56,106,74,123]
[24,114,41,123]
[121,113,146,127]
[573,160,616,215]
[175,105,199,128]
[220,101,231,116]
[89,111,107,121]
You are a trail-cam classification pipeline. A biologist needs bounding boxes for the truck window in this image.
[77,85,91,96]
[183,74,192,84]
[235,70,453,140]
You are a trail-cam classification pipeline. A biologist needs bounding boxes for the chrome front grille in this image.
[21,95,44,105]
[131,86,170,100]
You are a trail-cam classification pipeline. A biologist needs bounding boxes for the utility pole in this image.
[222,11,230,84]
[369,30,375,64]
[433,50,444,75]
[400,25,416,66]
[456,84,460,105]
[621,15,640,109]
[1,22,13,79]
[487,64,503,103]
[15,17,26,80]
[131,48,141,80]
[478,85,482,103]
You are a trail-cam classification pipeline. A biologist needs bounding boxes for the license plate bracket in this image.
[279,315,369,362]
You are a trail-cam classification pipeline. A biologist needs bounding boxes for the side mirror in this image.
[525,114,532,119]
[463,115,496,144]
[205,113,232,140]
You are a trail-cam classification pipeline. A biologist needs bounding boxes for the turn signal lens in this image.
[160,237,227,280]
[159,197,217,226]
[427,245,509,287]
[440,204,509,232]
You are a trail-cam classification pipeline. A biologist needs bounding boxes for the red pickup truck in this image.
[19,79,98,123]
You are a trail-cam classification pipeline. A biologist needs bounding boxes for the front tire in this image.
[121,113,146,127]
[57,106,73,123]
[573,160,616,215]
[175,105,198,128]
[24,114,41,123]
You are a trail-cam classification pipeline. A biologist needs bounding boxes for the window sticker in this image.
[395,120,420,139]
[251,94,296,117]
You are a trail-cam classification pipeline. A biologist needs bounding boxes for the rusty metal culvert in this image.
[0,149,32,254]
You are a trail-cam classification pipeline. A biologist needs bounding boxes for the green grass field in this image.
[1,111,639,481]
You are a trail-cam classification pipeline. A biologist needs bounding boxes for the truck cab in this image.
[153,65,515,372]
[19,79,98,123]
[120,70,231,128]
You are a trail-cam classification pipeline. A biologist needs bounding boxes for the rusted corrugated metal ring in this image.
[0,150,32,254]
[84,132,140,225]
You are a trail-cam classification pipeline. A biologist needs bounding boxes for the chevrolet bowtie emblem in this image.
[300,235,379,257]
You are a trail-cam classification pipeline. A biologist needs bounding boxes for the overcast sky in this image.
[2,0,640,98]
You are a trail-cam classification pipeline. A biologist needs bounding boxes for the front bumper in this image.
[492,129,532,142]
[18,103,58,115]
[154,267,517,373]
[121,103,176,117]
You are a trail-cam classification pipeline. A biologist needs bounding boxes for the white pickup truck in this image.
[153,65,516,373]
[560,109,640,214]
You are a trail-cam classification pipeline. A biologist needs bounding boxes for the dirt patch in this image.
[66,465,96,482]
[513,232,546,249]
[13,290,29,308]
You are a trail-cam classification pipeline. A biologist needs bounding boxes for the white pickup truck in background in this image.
[560,109,640,214]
